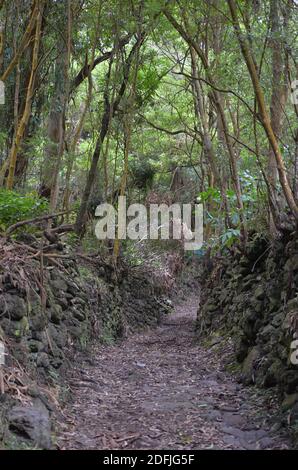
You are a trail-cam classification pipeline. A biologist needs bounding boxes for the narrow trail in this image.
[58,296,290,450]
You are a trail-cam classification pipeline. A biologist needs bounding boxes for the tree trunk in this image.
[113,31,141,261]
[189,47,230,229]
[39,0,70,209]
[294,129,298,202]
[228,0,298,221]
[5,1,43,189]
[75,33,146,236]
[164,10,246,241]
[268,0,288,233]
[0,0,38,82]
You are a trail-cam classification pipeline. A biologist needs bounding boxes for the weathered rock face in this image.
[0,250,171,449]
[8,400,51,449]
[198,232,298,425]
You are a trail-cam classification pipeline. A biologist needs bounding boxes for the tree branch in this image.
[71,34,132,91]
[6,210,75,235]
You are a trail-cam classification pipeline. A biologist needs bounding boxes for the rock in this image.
[250,298,263,313]
[29,314,47,332]
[204,303,218,313]
[8,401,52,449]
[271,312,284,328]
[13,317,29,338]
[281,393,298,411]
[71,297,86,307]
[221,424,245,439]
[27,291,42,317]
[281,370,298,393]
[67,281,80,296]
[56,297,69,311]
[36,352,50,369]
[0,294,27,321]
[12,340,30,365]
[284,255,298,273]
[288,402,298,425]
[198,232,298,422]
[245,309,258,323]
[49,276,68,292]
[257,324,277,343]
[245,234,268,262]
[241,346,261,385]
[72,308,86,322]
[50,304,63,325]
[256,437,275,449]
[286,297,298,312]
[263,360,283,387]
[254,286,265,301]
[67,325,81,339]
[222,412,245,427]
[28,340,43,353]
[234,335,249,362]
[50,356,63,369]
[47,323,67,349]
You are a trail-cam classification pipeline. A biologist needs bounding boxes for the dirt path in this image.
[57,296,290,450]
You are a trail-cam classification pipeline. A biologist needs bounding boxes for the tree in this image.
[6,0,44,189]
[228,0,298,222]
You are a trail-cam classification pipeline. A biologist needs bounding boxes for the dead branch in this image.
[6,211,75,235]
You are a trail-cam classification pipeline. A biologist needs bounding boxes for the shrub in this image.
[0,189,48,230]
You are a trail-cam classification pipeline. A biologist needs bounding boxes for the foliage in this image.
[130,157,156,190]
[0,0,297,249]
[220,228,241,248]
[0,190,48,230]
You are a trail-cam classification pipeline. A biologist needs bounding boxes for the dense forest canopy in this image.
[0,0,298,252]
[1,0,298,453]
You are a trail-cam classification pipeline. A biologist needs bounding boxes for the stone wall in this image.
[198,232,298,428]
[0,245,171,449]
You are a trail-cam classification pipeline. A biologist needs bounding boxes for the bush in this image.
[0,189,48,230]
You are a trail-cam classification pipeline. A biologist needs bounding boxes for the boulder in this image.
[49,275,68,292]
[263,360,284,387]
[241,346,261,385]
[284,255,298,273]
[0,294,27,321]
[254,285,266,301]
[8,401,52,449]
[72,308,86,322]
[36,352,50,370]
[281,393,298,411]
[50,304,63,325]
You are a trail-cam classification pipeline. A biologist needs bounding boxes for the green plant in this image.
[0,189,48,230]
[220,228,241,247]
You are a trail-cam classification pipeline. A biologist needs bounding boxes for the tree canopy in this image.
[0,0,297,251]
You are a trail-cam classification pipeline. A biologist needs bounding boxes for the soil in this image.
[57,295,291,450]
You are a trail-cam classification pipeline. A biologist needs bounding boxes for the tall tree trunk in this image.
[268,0,288,233]
[228,0,298,221]
[39,0,70,210]
[5,0,43,189]
[164,10,246,242]
[189,47,230,229]
[113,31,141,261]
[0,0,38,82]
[75,33,146,236]
[0,2,5,70]
[63,81,93,215]
[294,129,298,201]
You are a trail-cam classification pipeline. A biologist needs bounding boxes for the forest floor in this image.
[57,295,291,450]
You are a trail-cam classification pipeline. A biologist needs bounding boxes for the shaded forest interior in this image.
[0,0,298,452]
